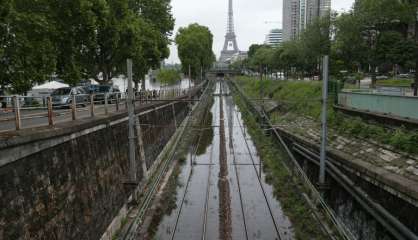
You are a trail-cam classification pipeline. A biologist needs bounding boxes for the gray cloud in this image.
[167,0,354,63]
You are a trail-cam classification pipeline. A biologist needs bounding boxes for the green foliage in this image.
[0,0,174,93]
[175,23,216,79]
[248,44,264,58]
[242,16,330,80]
[241,0,417,82]
[156,69,181,85]
[0,0,56,93]
[376,79,414,87]
[236,76,418,155]
[237,76,324,118]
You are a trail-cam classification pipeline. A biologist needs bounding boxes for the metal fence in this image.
[0,87,200,132]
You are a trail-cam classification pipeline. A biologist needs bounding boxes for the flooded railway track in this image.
[169,84,217,240]
[143,79,320,240]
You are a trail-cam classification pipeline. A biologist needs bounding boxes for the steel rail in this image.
[201,91,218,240]
[226,99,250,239]
[170,85,214,240]
[233,99,283,240]
[122,81,210,240]
[229,80,355,240]
[292,143,418,240]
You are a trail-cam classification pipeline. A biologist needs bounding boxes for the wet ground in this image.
[152,80,294,240]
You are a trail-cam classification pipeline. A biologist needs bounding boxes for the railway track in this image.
[121,82,212,240]
[169,82,217,240]
[223,80,283,240]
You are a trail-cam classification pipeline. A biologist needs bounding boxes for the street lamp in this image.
[362,25,378,87]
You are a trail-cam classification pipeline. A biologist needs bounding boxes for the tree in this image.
[333,12,368,73]
[398,0,418,95]
[279,41,303,79]
[375,31,415,71]
[157,68,181,85]
[175,23,216,79]
[354,0,415,86]
[0,0,174,93]
[248,44,264,59]
[249,46,274,78]
[0,0,56,93]
[69,0,174,88]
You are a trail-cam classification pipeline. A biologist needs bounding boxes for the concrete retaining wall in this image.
[0,89,201,240]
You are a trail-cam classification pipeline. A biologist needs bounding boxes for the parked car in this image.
[398,73,415,79]
[0,89,6,109]
[92,85,121,104]
[51,87,88,108]
[376,75,389,80]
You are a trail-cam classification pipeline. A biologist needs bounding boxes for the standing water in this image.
[151,80,294,240]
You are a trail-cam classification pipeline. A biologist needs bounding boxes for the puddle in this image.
[152,81,294,239]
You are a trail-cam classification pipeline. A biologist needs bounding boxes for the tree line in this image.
[232,0,418,94]
[0,0,174,94]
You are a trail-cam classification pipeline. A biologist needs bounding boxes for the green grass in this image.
[237,76,324,118]
[376,79,413,87]
[235,76,418,155]
[342,82,360,89]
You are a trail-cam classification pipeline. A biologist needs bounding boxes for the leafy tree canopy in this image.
[0,0,174,93]
[175,23,216,79]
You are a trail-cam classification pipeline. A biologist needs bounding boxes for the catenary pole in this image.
[127,59,137,183]
[319,55,329,187]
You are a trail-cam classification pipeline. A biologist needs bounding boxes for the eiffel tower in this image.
[219,0,239,63]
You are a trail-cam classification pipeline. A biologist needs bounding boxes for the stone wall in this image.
[0,91,200,240]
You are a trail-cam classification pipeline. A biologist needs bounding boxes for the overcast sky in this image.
[167,0,355,63]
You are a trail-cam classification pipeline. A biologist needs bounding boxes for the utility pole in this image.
[200,65,203,84]
[188,64,192,89]
[414,7,418,96]
[319,56,329,189]
[319,2,331,192]
[127,59,137,183]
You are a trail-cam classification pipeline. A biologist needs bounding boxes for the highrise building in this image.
[283,0,331,41]
[319,0,331,17]
[299,0,306,32]
[282,0,300,41]
[264,29,283,46]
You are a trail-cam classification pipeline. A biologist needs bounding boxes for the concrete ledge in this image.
[334,105,418,129]
[275,126,418,207]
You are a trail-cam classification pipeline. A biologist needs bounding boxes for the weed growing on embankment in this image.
[235,76,418,155]
[232,90,329,240]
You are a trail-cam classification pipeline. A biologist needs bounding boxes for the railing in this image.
[0,86,202,132]
[338,90,418,121]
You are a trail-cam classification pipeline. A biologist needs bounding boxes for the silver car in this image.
[51,87,88,108]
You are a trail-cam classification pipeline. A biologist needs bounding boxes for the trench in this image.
[149,80,295,240]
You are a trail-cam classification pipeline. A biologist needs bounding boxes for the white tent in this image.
[32,81,69,90]
[29,81,69,98]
